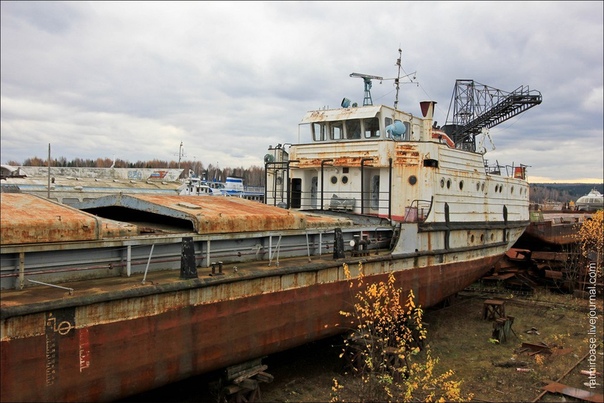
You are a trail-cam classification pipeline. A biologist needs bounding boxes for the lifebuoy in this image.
[431,130,455,148]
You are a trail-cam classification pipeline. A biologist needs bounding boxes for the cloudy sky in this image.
[1,1,602,183]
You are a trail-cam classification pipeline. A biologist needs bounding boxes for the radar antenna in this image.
[350,72,383,106]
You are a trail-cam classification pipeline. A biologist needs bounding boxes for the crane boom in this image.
[442,79,542,151]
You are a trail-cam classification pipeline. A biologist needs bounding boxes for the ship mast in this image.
[384,49,416,110]
[394,48,402,110]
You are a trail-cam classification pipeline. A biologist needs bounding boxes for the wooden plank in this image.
[482,273,516,281]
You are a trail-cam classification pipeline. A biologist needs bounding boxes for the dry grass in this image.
[260,286,603,402]
[425,288,602,402]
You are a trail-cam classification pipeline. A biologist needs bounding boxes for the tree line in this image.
[5,157,266,187]
[6,157,601,199]
[529,183,603,204]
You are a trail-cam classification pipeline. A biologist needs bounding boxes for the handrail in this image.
[404,197,434,223]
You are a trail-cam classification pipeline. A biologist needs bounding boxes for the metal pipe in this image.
[320,159,333,211]
[269,235,282,267]
[47,143,51,199]
[264,161,269,205]
[206,240,211,268]
[126,245,132,277]
[319,232,323,255]
[28,279,73,295]
[141,244,155,285]
[388,158,393,220]
[305,231,311,262]
[285,160,299,209]
[360,158,373,214]
[18,251,25,290]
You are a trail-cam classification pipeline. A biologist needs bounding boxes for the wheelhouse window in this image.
[345,119,361,139]
[312,122,327,141]
[384,117,393,138]
[363,117,380,138]
[330,122,344,140]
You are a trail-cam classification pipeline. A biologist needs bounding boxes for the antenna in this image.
[382,48,417,109]
[175,141,186,169]
[350,72,384,106]
[394,48,402,110]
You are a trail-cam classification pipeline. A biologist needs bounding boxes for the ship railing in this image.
[2,232,395,290]
[484,160,528,179]
[292,190,391,215]
[403,198,433,223]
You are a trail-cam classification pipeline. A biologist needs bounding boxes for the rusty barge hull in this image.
[1,253,502,402]
[1,69,541,401]
[518,212,590,248]
[1,191,527,402]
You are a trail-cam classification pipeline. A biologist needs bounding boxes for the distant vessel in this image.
[575,188,604,212]
[180,173,264,201]
[1,54,542,402]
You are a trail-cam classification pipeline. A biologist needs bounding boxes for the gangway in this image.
[442,80,542,151]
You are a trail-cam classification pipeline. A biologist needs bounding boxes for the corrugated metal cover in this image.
[300,106,382,123]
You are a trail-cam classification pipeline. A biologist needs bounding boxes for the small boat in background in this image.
[180,173,264,201]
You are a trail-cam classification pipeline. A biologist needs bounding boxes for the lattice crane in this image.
[442,80,542,151]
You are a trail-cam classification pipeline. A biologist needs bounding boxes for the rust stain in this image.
[131,195,353,234]
[0,194,98,244]
[0,255,495,402]
[0,194,138,245]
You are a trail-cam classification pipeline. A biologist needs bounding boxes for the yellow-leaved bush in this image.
[332,262,473,402]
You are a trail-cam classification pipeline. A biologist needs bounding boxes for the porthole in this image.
[480,234,484,242]
[330,176,337,184]
[495,184,499,192]
[499,185,503,193]
[446,179,451,189]
[440,178,445,188]
[511,186,514,194]
[342,176,349,184]
[470,234,475,243]
[481,183,485,192]
[490,233,494,241]
[459,180,464,191]
[476,182,480,191]
[408,175,417,185]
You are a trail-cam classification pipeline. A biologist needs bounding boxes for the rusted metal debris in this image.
[516,342,553,356]
[541,381,604,403]
[481,243,603,296]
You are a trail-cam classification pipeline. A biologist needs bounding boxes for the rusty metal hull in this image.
[0,255,496,402]
[522,221,578,245]
[520,212,588,247]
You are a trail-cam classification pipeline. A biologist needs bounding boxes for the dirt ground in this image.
[257,287,603,403]
[122,286,603,402]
